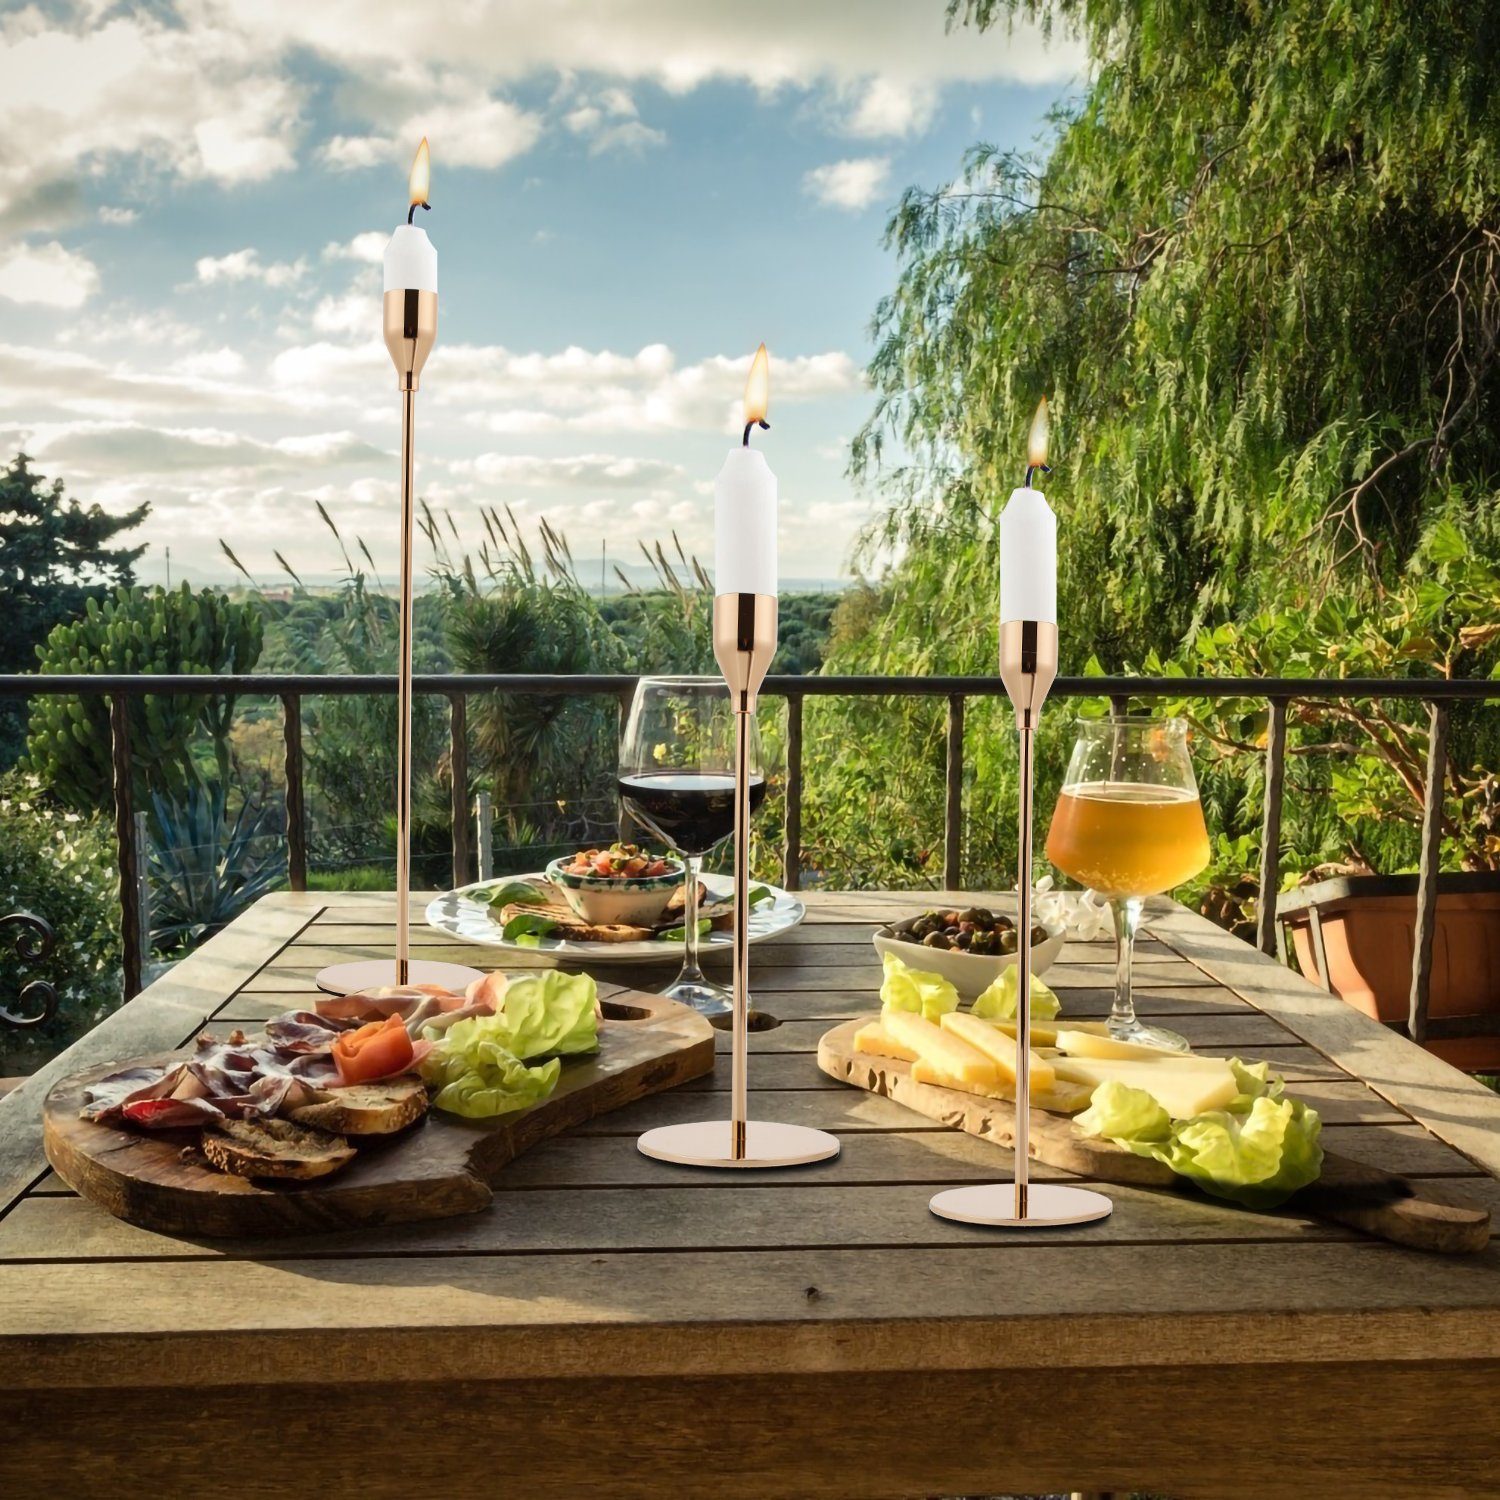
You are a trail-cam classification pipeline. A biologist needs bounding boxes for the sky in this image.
[0,1,1081,590]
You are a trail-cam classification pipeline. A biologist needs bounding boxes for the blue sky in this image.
[0,2,1080,587]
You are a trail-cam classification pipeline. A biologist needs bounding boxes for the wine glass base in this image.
[638,1119,841,1169]
[659,974,733,1016]
[1107,1017,1191,1052]
[928,1182,1114,1227]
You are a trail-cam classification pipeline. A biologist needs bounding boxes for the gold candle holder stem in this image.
[730,699,753,1160]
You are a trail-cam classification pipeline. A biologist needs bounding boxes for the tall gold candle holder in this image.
[317,281,482,997]
[637,593,840,1169]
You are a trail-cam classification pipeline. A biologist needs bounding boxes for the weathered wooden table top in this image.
[4,889,1500,1500]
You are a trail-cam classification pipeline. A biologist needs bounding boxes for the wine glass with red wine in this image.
[618,675,766,1014]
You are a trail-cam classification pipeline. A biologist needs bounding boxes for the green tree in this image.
[817,0,1500,891]
[0,453,148,767]
[26,584,263,818]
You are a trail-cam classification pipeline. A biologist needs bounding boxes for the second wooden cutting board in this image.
[818,1016,1491,1254]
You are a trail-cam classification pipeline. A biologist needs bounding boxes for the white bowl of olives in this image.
[871,902,1067,1000]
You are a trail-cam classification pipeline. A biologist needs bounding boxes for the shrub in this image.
[0,774,122,1075]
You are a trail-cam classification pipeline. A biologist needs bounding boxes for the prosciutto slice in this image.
[82,1014,365,1130]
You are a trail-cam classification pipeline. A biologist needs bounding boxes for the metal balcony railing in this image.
[2,672,1497,1046]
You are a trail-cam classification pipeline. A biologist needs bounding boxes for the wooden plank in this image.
[5,1361,1499,1500]
[0,1180,1356,1265]
[0,894,326,1212]
[5,1243,1500,1393]
[1152,904,1500,1179]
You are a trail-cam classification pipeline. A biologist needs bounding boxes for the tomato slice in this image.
[332,1014,415,1086]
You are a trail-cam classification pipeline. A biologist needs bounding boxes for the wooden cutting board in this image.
[818,1016,1491,1254]
[44,991,714,1239]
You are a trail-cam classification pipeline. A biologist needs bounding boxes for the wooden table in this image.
[3,890,1500,1500]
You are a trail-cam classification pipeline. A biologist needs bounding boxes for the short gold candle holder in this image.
[637,593,840,1169]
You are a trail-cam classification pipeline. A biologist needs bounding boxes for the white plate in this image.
[426,872,805,964]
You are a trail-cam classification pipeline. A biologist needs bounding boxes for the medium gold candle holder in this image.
[637,593,840,1169]
[928,619,1112,1227]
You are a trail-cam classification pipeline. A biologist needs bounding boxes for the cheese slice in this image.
[880,1009,1001,1089]
[909,1058,1093,1114]
[940,1011,1057,1095]
[1054,1028,1184,1061]
[986,1017,1112,1048]
[1048,1055,1239,1118]
[853,1021,919,1063]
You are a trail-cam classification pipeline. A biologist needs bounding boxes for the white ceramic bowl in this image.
[872,919,1066,1000]
[545,855,686,928]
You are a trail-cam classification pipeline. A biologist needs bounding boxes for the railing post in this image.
[134,810,152,965]
[783,692,803,891]
[281,692,307,892]
[617,685,638,842]
[475,792,494,882]
[449,691,470,888]
[1110,694,1130,718]
[109,693,143,1000]
[1408,700,1448,1045]
[1256,698,1288,956]
[944,693,965,891]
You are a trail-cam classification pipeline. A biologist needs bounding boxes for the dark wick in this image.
[407,200,431,226]
[1024,461,1051,487]
[742,418,770,447]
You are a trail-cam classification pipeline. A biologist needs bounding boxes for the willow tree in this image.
[810,0,1500,892]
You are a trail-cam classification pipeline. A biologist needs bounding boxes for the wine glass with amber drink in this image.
[1045,716,1210,1052]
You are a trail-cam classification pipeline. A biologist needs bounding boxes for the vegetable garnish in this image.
[971,966,1062,1022]
[879,952,960,1022]
[560,842,679,879]
[419,970,600,1118]
[332,1014,416,1087]
[1075,1058,1324,1208]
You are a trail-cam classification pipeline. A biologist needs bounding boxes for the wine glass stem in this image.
[675,855,706,985]
[1109,895,1144,1035]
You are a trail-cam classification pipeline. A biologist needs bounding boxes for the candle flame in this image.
[743,343,770,427]
[1027,397,1050,470]
[408,138,431,208]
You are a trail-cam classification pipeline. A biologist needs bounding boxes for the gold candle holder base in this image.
[929,1182,1114,1227]
[315,958,484,995]
[638,1120,841,1170]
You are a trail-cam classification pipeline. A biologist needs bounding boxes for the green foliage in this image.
[146,780,287,950]
[0,774,122,1075]
[815,0,1500,893]
[25,584,263,819]
[0,453,147,769]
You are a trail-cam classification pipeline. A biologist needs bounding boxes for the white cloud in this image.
[323,89,542,173]
[563,87,666,155]
[98,205,139,226]
[0,10,301,220]
[174,347,247,379]
[841,78,936,138]
[0,240,100,307]
[195,249,307,287]
[322,232,389,264]
[802,157,891,211]
[451,452,685,488]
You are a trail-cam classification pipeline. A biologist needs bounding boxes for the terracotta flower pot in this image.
[1277,873,1500,1071]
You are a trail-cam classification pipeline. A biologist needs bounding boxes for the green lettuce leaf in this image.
[502,910,558,941]
[418,971,599,1119]
[422,1045,561,1119]
[1074,1065,1323,1208]
[971,965,1062,1021]
[483,879,547,908]
[879,951,959,1022]
[1075,1079,1172,1147]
